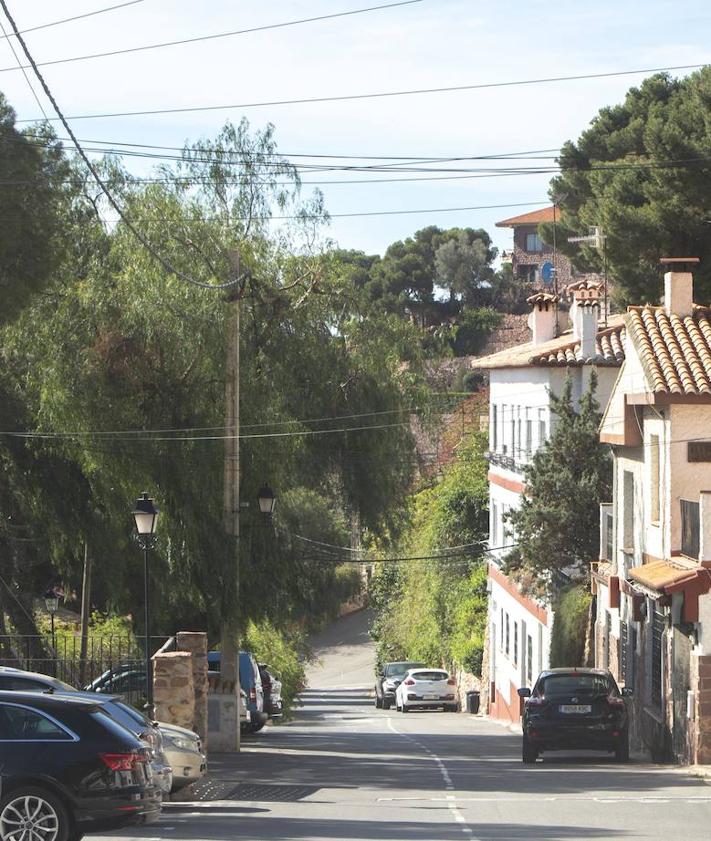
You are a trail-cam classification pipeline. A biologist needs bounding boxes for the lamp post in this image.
[257,484,276,516]
[132,492,159,718]
[43,589,59,676]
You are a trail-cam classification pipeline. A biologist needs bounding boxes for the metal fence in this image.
[0,634,170,707]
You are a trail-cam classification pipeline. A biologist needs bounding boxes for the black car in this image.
[518,668,631,764]
[0,690,161,840]
[375,661,426,710]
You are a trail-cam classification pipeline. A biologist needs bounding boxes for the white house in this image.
[595,258,711,764]
[475,283,625,724]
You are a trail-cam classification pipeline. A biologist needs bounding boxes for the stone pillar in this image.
[153,651,195,731]
[177,632,208,745]
[207,674,240,752]
[691,652,711,764]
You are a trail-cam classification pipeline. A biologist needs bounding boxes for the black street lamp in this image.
[43,589,59,676]
[132,492,159,717]
[257,484,276,516]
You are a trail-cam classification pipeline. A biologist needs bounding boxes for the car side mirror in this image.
[621,687,633,698]
[517,687,531,698]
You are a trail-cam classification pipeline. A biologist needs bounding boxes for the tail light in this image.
[403,678,415,686]
[250,687,257,702]
[99,752,146,771]
[526,696,544,707]
[447,678,456,686]
[607,695,625,708]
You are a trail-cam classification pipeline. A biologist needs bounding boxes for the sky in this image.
[2,0,710,258]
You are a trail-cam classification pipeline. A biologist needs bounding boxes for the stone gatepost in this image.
[207,674,239,752]
[153,651,195,731]
[177,632,208,746]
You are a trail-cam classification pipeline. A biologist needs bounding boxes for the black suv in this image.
[375,661,426,710]
[0,691,161,840]
[518,668,631,764]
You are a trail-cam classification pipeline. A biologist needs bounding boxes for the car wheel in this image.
[382,699,391,710]
[249,720,266,733]
[446,704,458,713]
[401,703,409,713]
[615,732,630,763]
[375,695,382,709]
[522,735,538,764]
[0,787,70,841]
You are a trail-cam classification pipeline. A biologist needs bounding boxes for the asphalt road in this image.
[101,609,711,841]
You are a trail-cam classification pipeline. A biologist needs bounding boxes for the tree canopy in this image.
[545,68,711,305]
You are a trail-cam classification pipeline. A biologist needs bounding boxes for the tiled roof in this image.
[629,558,701,593]
[626,305,711,395]
[495,206,557,228]
[526,292,559,305]
[566,279,604,294]
[474,314,626,370]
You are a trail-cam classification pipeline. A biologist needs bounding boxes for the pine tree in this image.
[504,372,612,594]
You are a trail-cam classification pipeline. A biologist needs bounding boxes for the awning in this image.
[627,559,711,622]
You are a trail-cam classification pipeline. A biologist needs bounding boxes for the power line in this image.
[18,62,708,123]
[301,541,518,564]
[0,14,47,120]
[0,0,240,292]
[0,1,424,74]
[0,1,146,39]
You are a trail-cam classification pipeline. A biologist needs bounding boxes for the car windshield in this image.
[540,674,613,696]
[411,671,448,681]
[385,663,422,677]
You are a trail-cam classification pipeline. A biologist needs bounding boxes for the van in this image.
[207,650,268,733]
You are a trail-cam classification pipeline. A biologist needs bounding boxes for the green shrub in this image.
[244,620,309,717]
[550,585,592,668]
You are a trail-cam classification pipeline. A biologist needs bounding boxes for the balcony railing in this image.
[485,450,529,474]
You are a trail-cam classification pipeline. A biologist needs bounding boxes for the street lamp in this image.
[132,492,159,717]
[43,589,59,676]
[257,484,276,516]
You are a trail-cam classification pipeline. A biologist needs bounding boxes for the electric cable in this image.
[18,62,708,123]
[0,0,241,291]
[0,14,47,120]
[0,1,146,39]
[0,1,424,74]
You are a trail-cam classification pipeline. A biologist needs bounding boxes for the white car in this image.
[159,722,207,791]
[395,668,458,712]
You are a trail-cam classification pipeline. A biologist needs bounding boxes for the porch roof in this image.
[628,558,702,593]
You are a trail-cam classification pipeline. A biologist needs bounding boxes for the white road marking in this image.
[387,717,478,839]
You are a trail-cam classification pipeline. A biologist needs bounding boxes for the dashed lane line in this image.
[387,717,475,837]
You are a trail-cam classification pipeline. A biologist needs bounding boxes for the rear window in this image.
[385,662,423,677]
[91,710,142,746]
[411,671,449,681]
[540,674,613,696]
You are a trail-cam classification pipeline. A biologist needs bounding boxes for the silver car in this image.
[159,722,207,791]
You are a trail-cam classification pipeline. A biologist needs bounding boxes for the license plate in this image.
[560,704,591,714]
[423,694,437,700]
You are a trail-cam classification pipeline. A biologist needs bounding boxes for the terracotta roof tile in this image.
[495,206,557,227]
[626,305,711,395]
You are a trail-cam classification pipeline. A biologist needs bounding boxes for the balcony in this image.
[486,450,528,474]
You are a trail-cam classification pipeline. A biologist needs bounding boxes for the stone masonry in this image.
[153,650,195,731]
[691,652,711,764]
[177,632,208,745]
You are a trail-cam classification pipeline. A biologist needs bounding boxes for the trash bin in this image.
[465,690,480,714]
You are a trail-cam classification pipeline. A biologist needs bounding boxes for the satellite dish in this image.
[541,262,555,284]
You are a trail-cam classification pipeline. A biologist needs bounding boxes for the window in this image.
[538,408,546,449]
[500,405,507,454]
[517,263,538,283]
[491,502,499,547]
[516,408,522,459]
[525,414,533,457]
[526,635,533,685]
[525,233,544,252]
[500,609,504,651]
[605,513,614,561]
[491,404,498,452]
[622,470,635,551]
[0,704,74,741]
[505,613,510,656]
[513,622,519,666]
[681,499,700,559]
[650,434,660,522]
[510,413,516,459]
[620,621,636,691]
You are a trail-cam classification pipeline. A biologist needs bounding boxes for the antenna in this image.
[567,226,608,326]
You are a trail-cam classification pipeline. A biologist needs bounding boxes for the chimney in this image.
[526,292,558,346]
[569,282,601,359]
[661,257,699,318]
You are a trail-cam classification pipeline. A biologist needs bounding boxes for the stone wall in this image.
[177,632,208,744]
[691,652,711,764]
[207,674,240,753]
[454,668,481,713]
[153,651,195,731]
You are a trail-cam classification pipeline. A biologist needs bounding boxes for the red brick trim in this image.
[488,563,549,626]
[488,471,525,494]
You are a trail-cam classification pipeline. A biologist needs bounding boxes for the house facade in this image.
[476,283,625,723]
[594,259,711,764]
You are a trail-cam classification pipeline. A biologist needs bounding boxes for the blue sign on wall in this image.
[540,261,555,284]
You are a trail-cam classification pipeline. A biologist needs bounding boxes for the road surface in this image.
[101,609,711,840]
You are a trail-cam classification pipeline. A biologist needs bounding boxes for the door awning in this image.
[628,559,711,622]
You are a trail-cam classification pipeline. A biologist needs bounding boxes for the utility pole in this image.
[222,249,242,751]
[78,542,92,686]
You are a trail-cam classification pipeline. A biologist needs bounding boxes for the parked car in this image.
[375,661,426,710]
[0,690,161,838]
[0,667,173,794]
[258,663,283,719]
[518,668,631,764]
[395,668,458,712]
[85,665,146,697]
[208,650,268,733]
[158,722,207,791]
